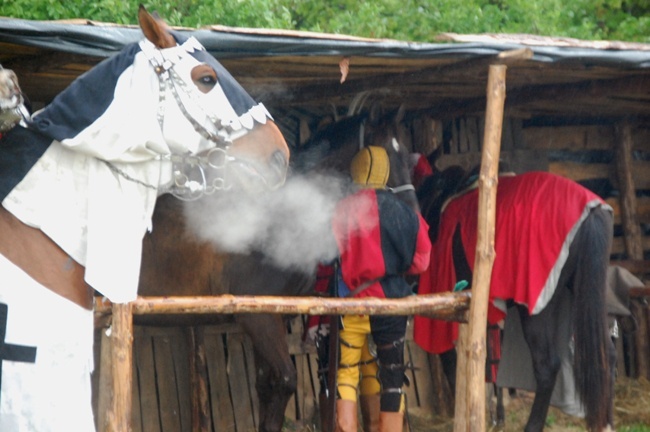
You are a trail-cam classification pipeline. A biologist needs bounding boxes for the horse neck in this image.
[385,150,420,212]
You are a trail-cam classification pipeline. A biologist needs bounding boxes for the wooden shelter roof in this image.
[0,16,649,127]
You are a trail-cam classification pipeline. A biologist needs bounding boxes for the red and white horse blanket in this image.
[414,171,610,354]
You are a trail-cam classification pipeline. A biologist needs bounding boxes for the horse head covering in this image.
[350,145,390,189]
[1,8,285,303]
[29,30,271,163]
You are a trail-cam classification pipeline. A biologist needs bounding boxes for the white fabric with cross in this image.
[0,253,95,432]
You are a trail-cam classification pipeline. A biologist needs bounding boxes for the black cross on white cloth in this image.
[0,302,37,405]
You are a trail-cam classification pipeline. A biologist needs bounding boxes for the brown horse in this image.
[0,7,288,431]
[137,110,418,432]
[414,166,615,432]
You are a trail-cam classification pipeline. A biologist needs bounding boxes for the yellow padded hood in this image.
[350,145,389,189]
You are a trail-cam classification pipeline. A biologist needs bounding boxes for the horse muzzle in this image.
[226,149,288,193]
[167,148,288,200]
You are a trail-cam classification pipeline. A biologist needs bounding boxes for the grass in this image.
[281,376,650,431]
[619,426,650,432]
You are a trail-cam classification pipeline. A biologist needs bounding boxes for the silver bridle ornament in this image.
[138,38,271,201]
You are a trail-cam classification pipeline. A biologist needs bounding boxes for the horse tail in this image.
[572,206,613,431]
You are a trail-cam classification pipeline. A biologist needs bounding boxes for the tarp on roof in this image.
[0,17,649,68]
[1,16,649,120]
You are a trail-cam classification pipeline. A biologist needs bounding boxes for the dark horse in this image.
[413,166,615,431]
[137,109,419,432]
[0,7,288,431]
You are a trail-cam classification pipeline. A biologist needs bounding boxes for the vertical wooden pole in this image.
[453,323,469,431]
[454,64,507,432]
[108,302,134,432]
[188,327,201,432]
[615,120,643,261]
[97,329,112,432]
[191,327,211,431]
[615,120,647,379]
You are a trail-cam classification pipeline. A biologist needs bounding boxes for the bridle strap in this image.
[140,39,241,149]
[164,69,237,147]
[386,184,416,194]
[138,39,247,200]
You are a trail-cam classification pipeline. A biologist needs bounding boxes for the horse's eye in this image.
[199,75,217,86]
[191,64,218,94]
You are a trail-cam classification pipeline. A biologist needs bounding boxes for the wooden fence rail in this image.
[96,292,471,432]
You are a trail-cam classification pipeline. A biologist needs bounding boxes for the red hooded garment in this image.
[332,188,431,299]
[413,171,610,354]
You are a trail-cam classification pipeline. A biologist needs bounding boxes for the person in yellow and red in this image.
[331,145,431,432]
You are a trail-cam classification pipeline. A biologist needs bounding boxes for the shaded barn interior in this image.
[1,15,649,430]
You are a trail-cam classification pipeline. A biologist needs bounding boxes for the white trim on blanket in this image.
[532,199,613,315]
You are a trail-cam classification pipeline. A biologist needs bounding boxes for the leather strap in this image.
[347,277,382,298]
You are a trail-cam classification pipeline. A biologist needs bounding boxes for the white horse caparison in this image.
[0,6,288,431]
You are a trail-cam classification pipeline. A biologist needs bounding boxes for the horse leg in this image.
[236,313,297,432]
[495,385,505,428]
[606,336,617,427]
[439,349,457,394]
[518,302,563,432]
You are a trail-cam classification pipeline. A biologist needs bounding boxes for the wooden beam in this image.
[629,286,650,298]
[409,74,650,120]
[609,260,650,276]
[262,49,530,108]
[95,292,471,321]
[107,302,134,432]
[455,64,506,432]
[616,119,644,260]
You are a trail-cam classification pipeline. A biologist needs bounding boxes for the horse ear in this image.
[395,104,406,124]
[138,5,176,49]
[368,103,382,125]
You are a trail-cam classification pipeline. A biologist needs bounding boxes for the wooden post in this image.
[454,64,507,432]
[615,119,647,378]
[107,302,134,432]
[97,329,112,432]
[615,119,643,261]
[453,323,470,431]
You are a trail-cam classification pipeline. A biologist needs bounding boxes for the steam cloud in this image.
[182,172,353,273]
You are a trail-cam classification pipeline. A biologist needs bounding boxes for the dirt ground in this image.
[407,376,650,432]
[285,376,650,431]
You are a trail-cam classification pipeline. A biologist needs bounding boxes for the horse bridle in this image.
[139,38,259,201]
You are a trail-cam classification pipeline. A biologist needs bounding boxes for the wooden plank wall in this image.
[94,324,260,432]
[523,123,650,264]
[412,115,650,275]
[93,317,438,431]
[413,115,650,382]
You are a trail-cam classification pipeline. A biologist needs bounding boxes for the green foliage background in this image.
[0,0,648,42]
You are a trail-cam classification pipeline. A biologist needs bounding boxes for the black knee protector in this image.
[376,336,406,412]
